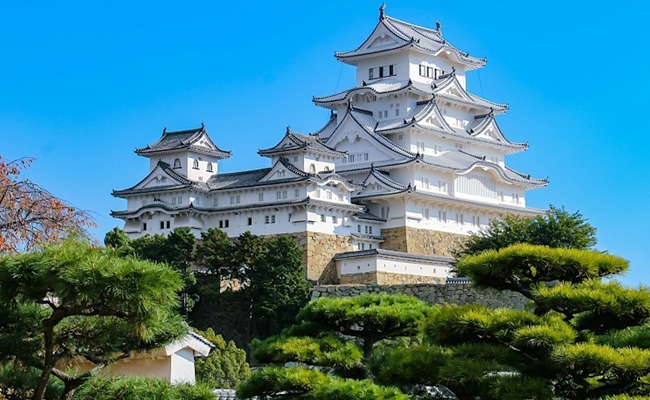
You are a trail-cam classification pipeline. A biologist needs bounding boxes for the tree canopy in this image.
[0,239,187,400]
[453,205,597,258]
[194,328,251,389]
[0,156,94,253]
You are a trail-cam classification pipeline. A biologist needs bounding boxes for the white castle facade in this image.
[112,6,547,285]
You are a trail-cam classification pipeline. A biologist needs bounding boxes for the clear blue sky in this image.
[1,1,649,285]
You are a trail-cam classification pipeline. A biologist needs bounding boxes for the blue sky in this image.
[1,1,649,285]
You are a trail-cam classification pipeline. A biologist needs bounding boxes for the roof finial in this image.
[379,2,386,20]
[347,98,353,110]
[286,125,291,135]
[451,66,456,74]
[200,122,205,129]
[163,127,167,134]
[436,19,442,31]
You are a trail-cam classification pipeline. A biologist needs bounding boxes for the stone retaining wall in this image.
[380,227,466,257]
[339,272,445,285]
[311,282,528,310]
[283,232,353,284]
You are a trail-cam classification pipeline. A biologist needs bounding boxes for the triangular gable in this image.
[435,76,473,102]
[350,19,408,54]
[356,171,406,197]
[190,132,222,152]
[414,102,455,133]
[259,159,306,182]
[133,163,190,190]
[325,111,412,163]
[468,115,515,145]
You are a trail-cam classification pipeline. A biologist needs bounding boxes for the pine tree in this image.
[0,239,186,400]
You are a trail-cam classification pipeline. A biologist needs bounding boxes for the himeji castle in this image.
[112,6,548,285]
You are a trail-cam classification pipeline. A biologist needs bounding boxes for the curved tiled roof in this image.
[335,12,486,69]
[333,248,453,263]
[135,125,231,158]
[314,74,507,113]
[259,128,346,158]
[112,161,198,198]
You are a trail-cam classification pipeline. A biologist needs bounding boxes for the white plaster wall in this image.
[337,255,451,278]
[408,52,466,87]
[170,348,196,384]
[355,52,410,87]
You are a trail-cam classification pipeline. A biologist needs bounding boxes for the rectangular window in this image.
[247,217,252,225]
[368,226,373,234]
[455,143,464,149]
[230,196,235,205]
[439,180,447,193]
[357,224,361,233]
[171,197,177,205]
[380,207,390,219]
[419,65,426,76]
[160,221,165,229]
[379,66,384,77]
[361,243,365,250]
[364,225,369,234]
[259,193,264,201]
[438,210,447,222]
[265,215,270,224]
[395,108,400,116]
[213,198,219,206]
[417,141,425,153]
[294,189,300,197]
[472,215,480,227]
[423,208,429,219]
[498,191,504,202]
[276,191,281,200]
[326,191,332,200]
[225,220,229,228]
[293,156,298,162]
[332,216,338,224]
[423,177,430,190]
[166,221,170,229]
[369,68,374,79]
[398,134,403,140]
[143,223,147,231]
[513,193,520,204]
[427,66,433,78]
[321,215,326,222]
[283,190,288,199]
[219,220,224,229]
[389,64,394,75]
[271,215,276,223]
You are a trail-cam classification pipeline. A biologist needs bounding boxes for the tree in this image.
[0,239,187,400]
[194,328,251,389]
[453,205,597,258]
[248,236,312,339]
[239,294,431,399]
[0,156,94,253]
[165,227,198,315]
[370,244,649,400]
[194,228,233,299]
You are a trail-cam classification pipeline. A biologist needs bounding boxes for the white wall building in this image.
[112,6,547,285]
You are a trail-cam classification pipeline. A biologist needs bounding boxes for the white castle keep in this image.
[112,6,547,285]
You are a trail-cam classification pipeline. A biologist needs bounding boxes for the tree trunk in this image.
[60,379,85,400]
[362,338,374,359]
[34,325,55,400]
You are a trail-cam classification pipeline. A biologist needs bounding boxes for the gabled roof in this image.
[311,111,338,140]
[335,7,486,70]
[325,105,414,161]
[313,73,507,113]
[259,127,346,158]
[112,161,199,198]
[333,248,453,264]
[339,150,547,188]
[135,125,231,158]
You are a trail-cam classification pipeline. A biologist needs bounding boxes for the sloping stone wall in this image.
[311,283,528,310]
[283,232,354,284]
[380,227,466,257]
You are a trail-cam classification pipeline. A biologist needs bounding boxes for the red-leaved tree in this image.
[0,156,95,253]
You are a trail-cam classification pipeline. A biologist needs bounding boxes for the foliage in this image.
[237,367,409,400]
[0,361,63,400]
[453,205,597,258]
[70,376,214,400]
[0,239,186,400]
[0,156,95,253]
[240,294,431,399]
[248,236,312,339]
[194,328,251,389]
[108,228,312,340]
[455,243,628,297]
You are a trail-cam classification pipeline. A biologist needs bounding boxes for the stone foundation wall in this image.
[283,232,353,284]
[381,226,466,257]
[311,283,528,310]
[339,272,445,285]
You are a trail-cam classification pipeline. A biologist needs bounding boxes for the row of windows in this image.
[356,224,374,235]
[414,140,444,155]
[420,210,481,227]
[419,65,443,79]
[142,220,171,231]
[356,242,375,250]
[340,153,369,164]
[319,214,339,224]
[368,64,396,80]
[172,158,214,172]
